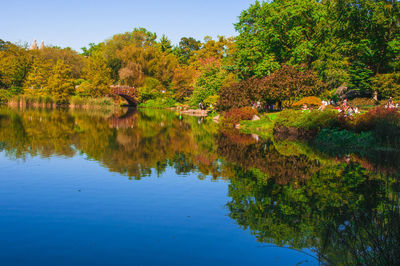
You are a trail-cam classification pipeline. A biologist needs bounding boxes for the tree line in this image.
[1,0,399,108]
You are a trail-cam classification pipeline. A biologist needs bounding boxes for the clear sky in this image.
[1,0,256,52]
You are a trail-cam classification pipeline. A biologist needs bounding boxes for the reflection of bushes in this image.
[217,132,320,184]
[323,195,400,265]
[139,97,176,108]
[219,128,257,146]
[226,159,397,265]
[314,129,376,156]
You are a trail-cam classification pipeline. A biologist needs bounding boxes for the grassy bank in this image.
[238,107,400,153]
[6,95,117,110]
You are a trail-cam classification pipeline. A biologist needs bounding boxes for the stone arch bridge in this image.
[111,85,138,106]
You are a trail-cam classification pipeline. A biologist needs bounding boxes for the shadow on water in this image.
[0,106,399,265]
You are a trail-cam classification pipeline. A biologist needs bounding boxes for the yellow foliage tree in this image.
[24,57,52,90]
[80,53,112,97]
[47,60,75,104]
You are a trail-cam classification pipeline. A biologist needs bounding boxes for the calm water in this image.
[0,107,399,265]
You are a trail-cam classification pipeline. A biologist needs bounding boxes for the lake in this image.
[0,107,399,265]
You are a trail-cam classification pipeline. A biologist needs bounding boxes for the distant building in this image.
[30,40,38,50]
[40,40,44,50]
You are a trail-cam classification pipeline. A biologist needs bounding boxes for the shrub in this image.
[371,72,400,99]
[292,96,322,107]
[273,109,299,127]
[295,110,340,131]
[223,107,257,125]
[354,106,400,132]
[203,95,219,110]
[138,77,163,102]
[0,89,11,104]
[218,66,324,110]
[274,109,339,132]
[349,97,377,107]
[353,107,400,146]
[258,65,325,107]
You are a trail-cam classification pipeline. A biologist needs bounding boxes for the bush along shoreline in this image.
[236,106,400,155]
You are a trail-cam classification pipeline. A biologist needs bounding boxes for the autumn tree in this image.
[262,65,324,106]
[24,57,52,90]
[217,77,261,111]
[0,41,33,92]
[118,62,144,87]
[171,65,198,102]
[38,46,84,78]
[218,65,323,110]
[78,53,112,97]
[47,60,75,104]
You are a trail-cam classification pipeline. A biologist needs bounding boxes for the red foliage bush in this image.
[354,106,400,132]
[223,106,257,125]
[217,77,262,111]
[217,65,324,110]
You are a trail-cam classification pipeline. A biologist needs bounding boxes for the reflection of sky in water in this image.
[0,152,317,265]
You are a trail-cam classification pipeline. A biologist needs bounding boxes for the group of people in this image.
[301,99,360,117]
[336,99,360,117]
[301,100,330,113]
[385,97,399,109]
[252,101,283,112]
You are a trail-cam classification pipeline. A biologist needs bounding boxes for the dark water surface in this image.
[0,107,399,265]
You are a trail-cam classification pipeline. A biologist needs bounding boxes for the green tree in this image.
[348,61,374,93]
[81,42,103,57]
[158,35,172,53]
[173,37,202,65]
[234,0,327,79]
[333,0,400,74]
[372,72,400,99]
[189,58,231,107]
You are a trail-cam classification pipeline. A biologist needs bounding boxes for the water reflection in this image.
[0,107,399,265]
[108,107,137,129]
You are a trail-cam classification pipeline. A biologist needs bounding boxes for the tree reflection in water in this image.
[0,107,399,265]
[218,129,400,265]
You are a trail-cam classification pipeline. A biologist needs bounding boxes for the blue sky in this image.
[1,0,256,52]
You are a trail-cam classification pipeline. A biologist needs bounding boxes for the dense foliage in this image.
[223,107,257,125]
[1,0,399,107]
